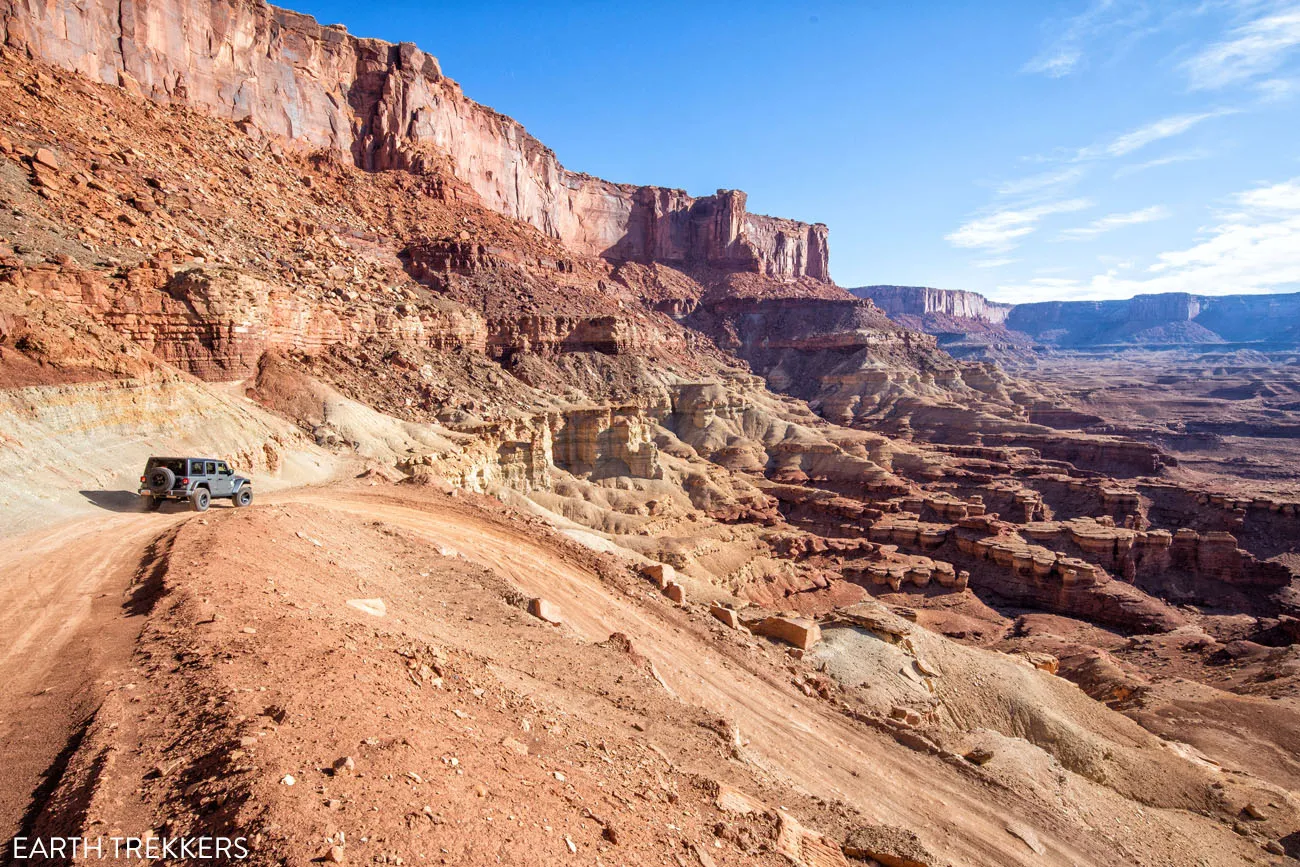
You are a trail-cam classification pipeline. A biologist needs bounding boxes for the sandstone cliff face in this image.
[853,286,1012,324]
[0,0,829,281]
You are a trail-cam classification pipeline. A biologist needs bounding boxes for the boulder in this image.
[662,581,685,604]
[33,147,59,170]
[527,597,562,625]
[754,616,821,650]
[842,824,941,867]
[642,562,675,588]
[710,605,742,629]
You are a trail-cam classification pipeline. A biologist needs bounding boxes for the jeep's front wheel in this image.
[233,487,253,508]
[191,489,211,512]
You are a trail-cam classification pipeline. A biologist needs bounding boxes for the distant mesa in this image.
[851,285,1300,355]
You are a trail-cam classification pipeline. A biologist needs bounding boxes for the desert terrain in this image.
[1,2,1298,865]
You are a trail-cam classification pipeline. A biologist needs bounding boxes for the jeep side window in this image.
[205,461,217,475]
[189,460,203,476]
[218,462,231,475]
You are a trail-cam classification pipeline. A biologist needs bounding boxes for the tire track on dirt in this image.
[0,509,190,844]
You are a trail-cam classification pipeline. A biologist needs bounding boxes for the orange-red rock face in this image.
[7,264,488,379]
[0,0,829,281]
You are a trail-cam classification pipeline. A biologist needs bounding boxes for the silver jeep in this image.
[139,456,253,512]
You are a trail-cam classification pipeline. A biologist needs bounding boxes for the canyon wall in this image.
[853,285,1012,324]
[0,0,828,281]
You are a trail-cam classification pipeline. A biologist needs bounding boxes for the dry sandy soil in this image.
[3,482,1294,867]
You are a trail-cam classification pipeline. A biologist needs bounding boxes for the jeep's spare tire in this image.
[147,467,175,493]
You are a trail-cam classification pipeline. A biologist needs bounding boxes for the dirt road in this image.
[0,507,193,843]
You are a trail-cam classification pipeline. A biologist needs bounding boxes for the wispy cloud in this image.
[973,257,1019,268]
[1256,76,1300,101]
[1057,205,1171,240]
[1078,110,1235,160]
[1113,149,1211,177]
[946,198,1093,251]
[993,177,1300,302]
[1184,7,1300,90]
[1024,47,1085,78]
[1022,0,1147,79]
[995,166,1087,197]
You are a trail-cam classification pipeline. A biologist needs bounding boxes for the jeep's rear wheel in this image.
[147,467,175,494]
[191,489,210,512]
[233,487,253,508]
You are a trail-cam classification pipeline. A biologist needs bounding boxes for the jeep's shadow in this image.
[80,490,149,513]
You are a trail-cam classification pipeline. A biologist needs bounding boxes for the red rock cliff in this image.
[0,0,830,281]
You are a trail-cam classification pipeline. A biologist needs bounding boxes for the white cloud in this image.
[946,199,1093,251]
[1078,110,1235,160]
[993,177,1300,301]
[1235,177,1300,210]
[973,257,1019,268]
[1184,8,1300,90]
[1057,205,1172,240]
[1113,149,1211,177]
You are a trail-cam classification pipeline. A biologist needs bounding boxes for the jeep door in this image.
[214,461,235,497]
[201,460,223,497]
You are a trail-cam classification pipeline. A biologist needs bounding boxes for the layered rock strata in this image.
[0,0,829,280]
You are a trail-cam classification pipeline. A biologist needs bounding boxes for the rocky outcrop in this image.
[551,407,662,480]
[949,523,1185,632]
[983,432,1169,477]
[5,263,489,379]
[685,296,1068,445]
[0,0,829,280]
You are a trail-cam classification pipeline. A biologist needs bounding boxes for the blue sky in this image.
[291,0,1300,303]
